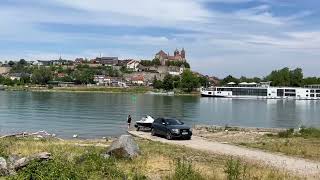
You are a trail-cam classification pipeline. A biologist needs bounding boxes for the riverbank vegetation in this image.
[6,86,151,94]
[220,67,320,86]
[153,69,208,92]
[0,137,297,179]
[194,126,320,161]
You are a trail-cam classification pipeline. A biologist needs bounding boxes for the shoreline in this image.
[3,85,200,96]
[0,125,290,141]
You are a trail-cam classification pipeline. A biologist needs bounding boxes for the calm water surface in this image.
[0,91,320,138]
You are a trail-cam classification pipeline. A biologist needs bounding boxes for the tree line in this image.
[0,61,122,86]
[153,69,208,92]
[220,67,320,87]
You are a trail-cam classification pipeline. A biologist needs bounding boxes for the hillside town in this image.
[0,49,219,91]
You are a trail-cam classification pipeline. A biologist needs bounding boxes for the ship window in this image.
[285,93,296,97]
[306,90,309,92]
[317,94,320,97]
[285,89,296,93]
[277,89,284,97]
[311,94,315,97]
[306,95,309,97]
[208,92,212,95]
[311,90,315,93]
[316,90,320,93]
[268,94,271,96]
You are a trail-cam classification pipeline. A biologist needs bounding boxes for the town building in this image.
[93,75,127,87]
[131,75,144,85]
[91,57,119,66]
[155,48,186,65]
[126,60,140,71]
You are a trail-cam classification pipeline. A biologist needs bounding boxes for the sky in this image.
[0,0,319,78]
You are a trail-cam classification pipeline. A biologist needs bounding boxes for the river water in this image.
[0,91,319,138]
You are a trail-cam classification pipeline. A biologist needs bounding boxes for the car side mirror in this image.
[162,122,166,126]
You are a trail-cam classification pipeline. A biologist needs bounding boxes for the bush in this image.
[278,128,294,138]
[48,85,54,89]
[224,157,248,180]
[9,151,127,180]
[299,128,320,138]
[168,158,204,180]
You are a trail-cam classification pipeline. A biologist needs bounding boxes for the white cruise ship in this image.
[201,82,320,100]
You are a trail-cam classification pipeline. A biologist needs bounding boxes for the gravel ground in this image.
[128,131,320,179]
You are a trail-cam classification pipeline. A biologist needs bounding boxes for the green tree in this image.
[221,75,239,85]
[73,69,94,84]
[8,61,15,67]
[18,59,27,66]
[180,70,199,92]
[162,74,174,90]
[31,67,53,85]
[152,76,162,89]
[152,58,161,66]
[290,68,303,87]
[198,76,209,87]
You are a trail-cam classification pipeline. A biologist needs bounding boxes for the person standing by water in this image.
[127,115,132,129]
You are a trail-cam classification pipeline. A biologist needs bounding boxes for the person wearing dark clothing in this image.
[127,115,132,129]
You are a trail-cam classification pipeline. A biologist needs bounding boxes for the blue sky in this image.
[0,0,320,78]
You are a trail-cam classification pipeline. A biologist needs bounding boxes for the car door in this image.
[153,118,162,134]
[158,119,167,135]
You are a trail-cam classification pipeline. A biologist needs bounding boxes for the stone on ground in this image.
[0,157,8,175]
[106,135,140,159]
[13,152,51,170]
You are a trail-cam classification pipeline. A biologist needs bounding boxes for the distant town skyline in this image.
[0,0,319,77]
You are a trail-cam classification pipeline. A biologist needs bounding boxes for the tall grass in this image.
[224,157,248,180]
[167,158,205,180]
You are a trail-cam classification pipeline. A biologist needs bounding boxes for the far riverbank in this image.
[4,85,200,96]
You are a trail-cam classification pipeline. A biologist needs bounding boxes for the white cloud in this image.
[0,0,317,76]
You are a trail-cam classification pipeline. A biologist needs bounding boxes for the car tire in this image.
[166,131,172,140]
[151,128,156,136]
[186,136,191,140]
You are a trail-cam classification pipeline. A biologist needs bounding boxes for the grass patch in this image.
[167,158,205,180]
[0,137,299,180]
[238,128,320,161]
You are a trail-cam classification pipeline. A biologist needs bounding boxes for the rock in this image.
[106,135,140,159]
[101,154,110,159]
[13,152,51,170]
[0,157,8,175]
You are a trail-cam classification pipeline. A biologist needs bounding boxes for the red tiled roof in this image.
[156,50,167,57]
[131,76,144,81]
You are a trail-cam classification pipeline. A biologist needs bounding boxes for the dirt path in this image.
[129,131,320,178]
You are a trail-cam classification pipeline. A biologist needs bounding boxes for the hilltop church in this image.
[155,48,186,65]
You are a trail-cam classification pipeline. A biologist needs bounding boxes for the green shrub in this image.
[278,128,294,138]
[224,157,248,180]
[48,85,54,89]
[168,158,204,180]
[9,151,127,180]
[299,128,320,138]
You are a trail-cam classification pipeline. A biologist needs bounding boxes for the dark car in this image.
[151,118,192,140]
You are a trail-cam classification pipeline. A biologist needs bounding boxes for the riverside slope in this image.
[128,131,320,178]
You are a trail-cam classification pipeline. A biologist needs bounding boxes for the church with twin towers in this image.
[155,48,187,66]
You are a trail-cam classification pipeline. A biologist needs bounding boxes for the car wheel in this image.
[151,128,156,136]
[186,136,191,140]
[166,131,172,140]
[136,127,140,131]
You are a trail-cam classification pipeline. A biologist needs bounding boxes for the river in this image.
[0,91,319,138]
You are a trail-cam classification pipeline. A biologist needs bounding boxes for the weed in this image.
[299,128,320,138]
[224,157,248,180]
[168,158,205,180]
[278,128,294,138]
